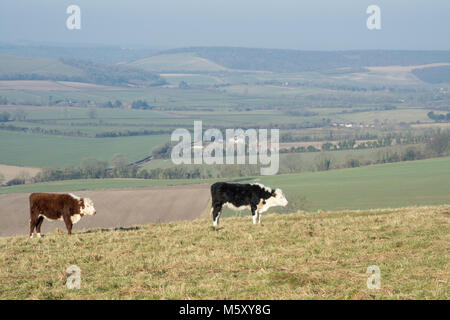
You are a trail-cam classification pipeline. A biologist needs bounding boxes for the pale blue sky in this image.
[0,0,449,50]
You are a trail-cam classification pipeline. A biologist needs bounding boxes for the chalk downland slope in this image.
[0,205,448,299]
[0,54,84,77]
[128,53,229,73]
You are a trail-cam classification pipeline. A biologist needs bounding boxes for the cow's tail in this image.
[200,197,213,219]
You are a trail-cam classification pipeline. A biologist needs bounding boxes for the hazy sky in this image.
[1,0,449,50]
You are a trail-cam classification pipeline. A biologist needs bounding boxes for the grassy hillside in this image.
[0,205,448,299]
[128,53,228,73]
[256,156,450,211]
[0,54,165,86]
[0,54,84,77]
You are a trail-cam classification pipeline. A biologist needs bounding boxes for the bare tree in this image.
[13,109,28,121]
[111,154,129,177]
[427,131,450,155]
[282,154,301,173]
[87,108,98,119]
[315,153,333,171]
[17,170,31,183]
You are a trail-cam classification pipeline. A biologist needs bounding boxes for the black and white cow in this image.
[210,182,288,226]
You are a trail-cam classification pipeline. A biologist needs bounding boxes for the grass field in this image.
[0,205,448,299]
[0,131,168,167]
[257,156,450,212]
[2,157,449,213]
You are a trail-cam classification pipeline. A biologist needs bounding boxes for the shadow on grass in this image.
[210,226,224,232]
[79,226,142,234]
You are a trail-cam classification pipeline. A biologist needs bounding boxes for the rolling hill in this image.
[159,47,450,73]
[0,54,84,77]
[127,52,229,73]
[0,54,165,87]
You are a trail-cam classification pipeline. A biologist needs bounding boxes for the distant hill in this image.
[0,54,84,77]
[128,52,228,73]
[0,55,166,87]
[159,47,450,73]
[3,45,450,81]
[0,44,160,64]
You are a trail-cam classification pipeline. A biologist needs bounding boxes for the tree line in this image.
[427,111,450,122]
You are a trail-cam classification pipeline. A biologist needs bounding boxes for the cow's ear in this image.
[79,199,85,208]
[271,190,276,196]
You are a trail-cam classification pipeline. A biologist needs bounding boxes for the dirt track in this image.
[0,184,211,237]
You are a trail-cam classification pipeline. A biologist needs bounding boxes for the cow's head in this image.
[259,188,288,213]
[79,198,96,216]
[271,188,288,207]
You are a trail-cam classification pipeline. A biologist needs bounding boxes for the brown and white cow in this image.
[29,193,96,237]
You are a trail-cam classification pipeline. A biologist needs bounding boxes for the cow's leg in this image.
[63,216,73,235]
[251,204,258,224]
[29,216,38,238]
[212,204,222,227]
[35,216,44,238]
[256,201,265,224]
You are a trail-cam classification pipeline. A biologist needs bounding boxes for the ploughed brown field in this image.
[0,184,211,237]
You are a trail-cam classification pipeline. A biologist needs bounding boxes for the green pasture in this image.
[0,130,168,167]
[256,156,450,212]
